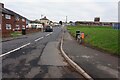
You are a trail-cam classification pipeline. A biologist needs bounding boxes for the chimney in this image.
[0,3,4,8]
[2,3,4,8]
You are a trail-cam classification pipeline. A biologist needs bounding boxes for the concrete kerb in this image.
[60,37,94,80]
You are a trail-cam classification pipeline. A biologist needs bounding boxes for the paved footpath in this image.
[62,30,120,80]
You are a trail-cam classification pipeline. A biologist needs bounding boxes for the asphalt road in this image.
[1,27,85,79]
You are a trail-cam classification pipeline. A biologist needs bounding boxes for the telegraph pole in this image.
[66,16,67,23]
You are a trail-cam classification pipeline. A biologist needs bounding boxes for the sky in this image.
[1,0,119,22]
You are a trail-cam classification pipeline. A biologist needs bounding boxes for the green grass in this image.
[67,26,119,56]
[11,31,22,37]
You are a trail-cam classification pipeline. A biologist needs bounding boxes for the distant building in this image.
[75,21,113,26]
[71,23,76,26]
[0,3,27,37]
[75,17,113,27]
[94,17,100,23]
[26,19,31,28]
[26,20,44,33]
[28,23,43,29]
[40,16,50,26]
[112,23,120,30]
[69,21,75,26]
[52,22,60,27]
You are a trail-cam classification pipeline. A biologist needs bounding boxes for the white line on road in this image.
[0,43,31,57]
[45,32,53,37]
[50,32,53,34]
[35,37,44,42]
[45,34,50,37]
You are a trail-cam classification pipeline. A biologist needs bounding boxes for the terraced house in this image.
[0,3,27,37]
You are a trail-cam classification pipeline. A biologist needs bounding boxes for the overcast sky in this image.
[1,0,119,22]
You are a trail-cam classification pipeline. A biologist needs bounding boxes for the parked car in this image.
[45,26,53,32]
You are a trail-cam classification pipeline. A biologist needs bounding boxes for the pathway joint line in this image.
[0,43,31,57]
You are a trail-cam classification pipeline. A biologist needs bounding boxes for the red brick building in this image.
[0,3,27,37]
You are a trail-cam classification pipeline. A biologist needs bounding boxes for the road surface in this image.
[1,27,85,79]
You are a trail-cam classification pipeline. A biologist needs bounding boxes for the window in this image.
[5,14,11,19]
[15,25,20,31]
[6,24,11,30]
[22,25,25,28]
[16,16,19,21]
[22,18,25,22]
[22,25,25,29]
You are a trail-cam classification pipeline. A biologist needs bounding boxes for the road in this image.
[1,27,85,79]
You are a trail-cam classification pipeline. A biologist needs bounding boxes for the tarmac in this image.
[1,26,120,79]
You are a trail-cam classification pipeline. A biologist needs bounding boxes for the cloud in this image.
[1,0,118,22]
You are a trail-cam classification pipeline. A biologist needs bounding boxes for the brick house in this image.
[0,3,27,37]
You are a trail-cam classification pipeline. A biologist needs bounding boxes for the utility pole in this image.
[66,16,67,23]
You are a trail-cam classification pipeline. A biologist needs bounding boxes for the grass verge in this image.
[67,26,119,56]
[11,31,22,37]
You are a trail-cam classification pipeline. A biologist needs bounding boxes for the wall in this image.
[2,14,15,37]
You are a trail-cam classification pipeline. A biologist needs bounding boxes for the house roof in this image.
[1,7,27,19]
[40,16,49,20]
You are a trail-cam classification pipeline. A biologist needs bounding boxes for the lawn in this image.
[11,31,22,37]
[67,26,119,56]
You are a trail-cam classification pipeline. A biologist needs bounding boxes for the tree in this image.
[69,21,73,24]
[59,21,62,25]
[49,21,52,24]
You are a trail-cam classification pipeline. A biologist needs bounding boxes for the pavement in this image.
[62,29,120,80]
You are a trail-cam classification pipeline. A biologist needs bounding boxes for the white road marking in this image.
[45,32,53,37]
[50,32,53,34]
[1,32,53,57]
[35,37,44,42]
[0,43,31,57]
[46,34,50,37]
